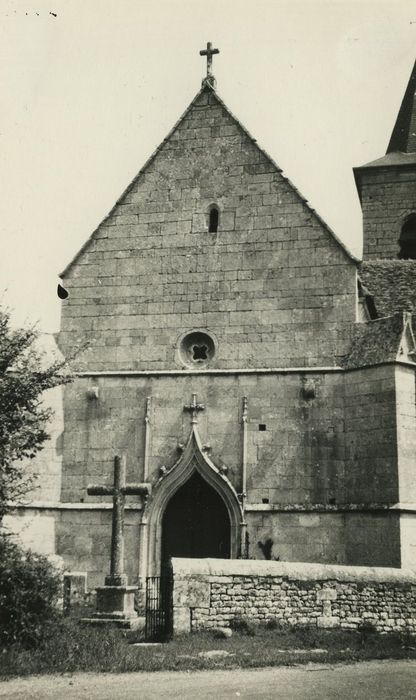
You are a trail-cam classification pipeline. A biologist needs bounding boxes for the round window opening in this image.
[179,331,215,367]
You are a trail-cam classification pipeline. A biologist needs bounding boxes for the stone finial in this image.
[184,393,205,425]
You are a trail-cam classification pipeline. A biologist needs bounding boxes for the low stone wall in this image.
[171,558,416,635]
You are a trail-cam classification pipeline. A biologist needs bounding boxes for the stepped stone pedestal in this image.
[82,575,142,629]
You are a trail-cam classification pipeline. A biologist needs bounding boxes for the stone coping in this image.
[74,360,415,377]
[246,502,408,512]
[8,502,142,511]
[171,558,416,584]
[8,501,416,513]
[77,367,341,377]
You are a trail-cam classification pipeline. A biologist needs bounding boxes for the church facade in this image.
[9,51,416,588]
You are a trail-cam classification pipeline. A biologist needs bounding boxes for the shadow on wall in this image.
[257,538,280,561]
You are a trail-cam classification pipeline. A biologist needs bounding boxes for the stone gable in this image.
[59,87,357,371]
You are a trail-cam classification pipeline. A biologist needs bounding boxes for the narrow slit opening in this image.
[209,207,219,233]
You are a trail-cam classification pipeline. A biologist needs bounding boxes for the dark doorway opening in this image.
[161,471,230,570]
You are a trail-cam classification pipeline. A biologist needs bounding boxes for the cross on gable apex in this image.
[199,41,220,88]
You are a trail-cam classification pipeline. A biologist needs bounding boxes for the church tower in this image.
[354,59,416,260]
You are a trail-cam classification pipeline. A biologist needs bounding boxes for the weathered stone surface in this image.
[357,167,416,260]
[63,572,88,614]
[172,558,416,584]
[173,606,191,634]
[172,558,416,635]
[317,616,340,629]
[212,627,233,639]
[197,649,234,659]
[316,588,337,602]
[60,87,356,373]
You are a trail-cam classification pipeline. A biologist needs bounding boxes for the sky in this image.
[0,0,415,333]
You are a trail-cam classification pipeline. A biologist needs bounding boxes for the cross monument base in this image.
[81,583,143,630]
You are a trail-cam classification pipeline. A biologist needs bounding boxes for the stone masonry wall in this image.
[360,167,416,259]
[53,362,403,574]
[247,510,401,568]
[59,87,356,371]
[8,505,402,591]
[60,366,398,509]
[395,364,416,570]
[9,361,404,578]
[401,514,416,571]
[343,364,398,503]
[61,372,347,504]
[172,558,416,635]
[395,365,416,504]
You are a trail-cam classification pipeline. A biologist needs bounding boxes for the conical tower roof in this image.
[354,57,416,188]
[387,58,416,154]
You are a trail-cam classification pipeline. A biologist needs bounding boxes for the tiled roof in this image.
[341,313,411,369]
[358,260,416,317]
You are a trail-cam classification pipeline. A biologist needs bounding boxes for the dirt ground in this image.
[0,659,415,699]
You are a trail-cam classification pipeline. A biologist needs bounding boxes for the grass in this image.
[1,618,415,678]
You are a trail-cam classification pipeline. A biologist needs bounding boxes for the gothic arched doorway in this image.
[161,471,231,569]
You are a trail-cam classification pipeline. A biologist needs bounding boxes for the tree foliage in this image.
[0,308,72,519]
[0,535,61,647]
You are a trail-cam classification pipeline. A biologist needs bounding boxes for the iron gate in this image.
[145,575,173,642]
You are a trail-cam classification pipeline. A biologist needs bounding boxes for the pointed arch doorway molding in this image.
[139,426,245,579]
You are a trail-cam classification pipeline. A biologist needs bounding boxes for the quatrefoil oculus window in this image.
[179,331,215,367]
[192,343,208,361]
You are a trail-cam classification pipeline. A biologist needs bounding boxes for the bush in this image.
[0,535,61,648]
[358,619,378,645]
[264,618,285,631]
[229,615,257,636]
[358,620,378,635]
